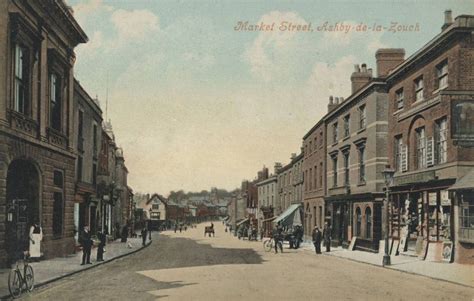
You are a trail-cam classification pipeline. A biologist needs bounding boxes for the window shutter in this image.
[426,137,434,167]
[401,144,408,172]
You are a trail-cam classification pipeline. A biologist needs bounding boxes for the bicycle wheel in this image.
[25,265,34,291]
[8,269,22,298]
[263,240,272,252]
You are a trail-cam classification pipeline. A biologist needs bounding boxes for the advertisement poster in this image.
[1,0,473,299]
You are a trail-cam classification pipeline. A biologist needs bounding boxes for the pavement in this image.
[299,241,474,288]
[19,222,474,301]
[0,235,151,300]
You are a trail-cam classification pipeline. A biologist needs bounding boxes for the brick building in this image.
[386,12,474,263]
[302,119,326,240]
[0,0,87,265]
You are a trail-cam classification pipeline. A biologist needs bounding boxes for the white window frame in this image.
[416,127,426,169]
[437,60,448,90]
[396,88,404,110]
[414,77,424,102]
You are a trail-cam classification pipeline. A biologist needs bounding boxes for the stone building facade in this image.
[325,60,394,251]
[302,120,326,240]
[386,12,474,263]
[0,0,88,265]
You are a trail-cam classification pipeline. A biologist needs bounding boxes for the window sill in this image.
[357,128,366,134]
[357,182,366,187]
[343,136,350,141]
[393,108,403,115]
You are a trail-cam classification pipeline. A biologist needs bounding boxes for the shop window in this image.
[459,192,474,242]
[356,207,361,237]
[366,207,372,239]
[53,170,64,237]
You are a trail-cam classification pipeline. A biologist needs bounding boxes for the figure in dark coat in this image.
[312,226,322,254]
[80,226,93,265]
[121,224,128,243]
[141,227,147,246]
[323,223,332,252]
[96,229,106,261]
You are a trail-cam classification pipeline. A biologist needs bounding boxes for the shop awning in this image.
[262,216,276,223]
[273,204,302,226]
[449,169,474,191]
[236,218,250,227]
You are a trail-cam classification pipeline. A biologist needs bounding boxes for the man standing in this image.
[312,226,322,254]
[80,226,93,265]
[323,222,332,252]
[96,228,106,262]
[272,223,283,253]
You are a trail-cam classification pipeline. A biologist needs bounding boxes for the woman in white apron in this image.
[29,222,43,259]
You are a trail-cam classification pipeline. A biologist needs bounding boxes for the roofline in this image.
[74,78,103,116]
[57,0,89,43]
[303,118,325,140]
[324,80,386,121]
[386,15,474,83]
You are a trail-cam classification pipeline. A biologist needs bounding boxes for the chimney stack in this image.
[351,63,372,93]
[375,49,405,77]
[274,162,282,174]
[442,10,453,31]
[328,96,337,112]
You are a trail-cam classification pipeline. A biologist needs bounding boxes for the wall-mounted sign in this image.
[452,100,474,146]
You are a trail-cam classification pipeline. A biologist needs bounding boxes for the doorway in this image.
[6,160,40,262]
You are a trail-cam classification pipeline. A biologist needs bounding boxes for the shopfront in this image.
[389,179,455,261]
[449,169,474,264]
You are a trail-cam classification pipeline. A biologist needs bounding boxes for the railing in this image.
[7,109,38,137]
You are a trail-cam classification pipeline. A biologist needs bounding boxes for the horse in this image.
[204,226,215,237]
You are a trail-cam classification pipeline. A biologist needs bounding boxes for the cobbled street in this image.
[21,223,474,301]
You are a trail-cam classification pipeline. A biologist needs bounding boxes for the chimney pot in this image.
[354,64,360,72]
[361,63,367,73]
[442,10,453,30]
[335,97,339,104]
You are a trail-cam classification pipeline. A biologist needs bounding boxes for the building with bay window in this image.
[0,0,88,266]
[386,11,474,263]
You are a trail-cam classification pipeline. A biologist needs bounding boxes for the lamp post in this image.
[382,165,395,267]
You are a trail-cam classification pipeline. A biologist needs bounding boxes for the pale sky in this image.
[67,0,474,194]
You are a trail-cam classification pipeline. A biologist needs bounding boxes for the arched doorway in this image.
[6,159,40,262]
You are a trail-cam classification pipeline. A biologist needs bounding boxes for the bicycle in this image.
[8,251,35,298]
[263,238,274,252]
